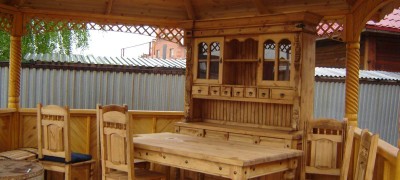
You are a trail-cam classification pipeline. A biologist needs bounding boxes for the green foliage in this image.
[0,25,89,61]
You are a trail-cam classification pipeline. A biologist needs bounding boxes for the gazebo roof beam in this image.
[9,0,24,7]
[105,0,113,15]
[183,0,195,20]
[20,8,192,29]
[252,0,273,14]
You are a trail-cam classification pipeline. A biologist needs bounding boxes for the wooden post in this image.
[7,13,23,109]
[363,36,376,70]
[8,13,23,149]
[184,28,194,122]
[344,41,360,127]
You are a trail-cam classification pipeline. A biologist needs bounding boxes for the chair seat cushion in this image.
[42,152,92,163]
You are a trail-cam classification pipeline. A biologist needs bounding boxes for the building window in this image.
[156,50,160,58]
[170,48,174,58]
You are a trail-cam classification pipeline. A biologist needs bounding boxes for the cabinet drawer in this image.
[232,87,244,97]
[229,133,255,144]
[258,88,270,99]
[210,86,220,96]
[245,88,256,98]
[271,89,295,100]
[192,86,209,96]
[221,86,231,97]
[259,137,287,148]
[205,130,228,140]
[179,127,204,137]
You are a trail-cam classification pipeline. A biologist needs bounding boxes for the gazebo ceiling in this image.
[1,0,353,21]
[0,0,398,42]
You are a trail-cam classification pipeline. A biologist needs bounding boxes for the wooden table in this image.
[0,160,44,180]
[133,133,302,180]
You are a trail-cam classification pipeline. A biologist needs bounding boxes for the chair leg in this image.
[90,162,95,180]
[65,165,71,180]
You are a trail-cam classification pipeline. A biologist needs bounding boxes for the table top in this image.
[133,132,303,167]
[0,160,43,179]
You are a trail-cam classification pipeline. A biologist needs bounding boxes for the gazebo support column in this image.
[344,41,360,127]
[7,13,23,109]
[7,35,22,109]
[7,13,23,149]
[184,29,194,122]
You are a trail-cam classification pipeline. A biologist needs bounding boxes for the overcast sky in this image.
[74,30,155,58]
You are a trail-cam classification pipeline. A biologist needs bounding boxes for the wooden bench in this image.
[0,148,38,161]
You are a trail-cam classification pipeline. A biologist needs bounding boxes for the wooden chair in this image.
[352,129,379,180]
[305,119,348,178]
[37,103,95,179]
[98,104,165,180]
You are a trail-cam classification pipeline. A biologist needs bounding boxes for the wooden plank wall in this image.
[0,109,16,152]
[200,100,293,128]
[0,108,182,180]
[223,62,257,86]
[17,109,184,153]
[223,38,258,86]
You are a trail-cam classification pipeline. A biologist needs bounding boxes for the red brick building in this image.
[146,39,186,59]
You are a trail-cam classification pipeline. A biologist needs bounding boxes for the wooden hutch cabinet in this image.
[177,13,319,178]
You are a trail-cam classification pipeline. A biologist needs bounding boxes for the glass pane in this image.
[263,40,275,60]
[263,40,275,81]
[278,39,291,81]
[209,42,220,79]
[197,42,208,79]
[263,61,275,80]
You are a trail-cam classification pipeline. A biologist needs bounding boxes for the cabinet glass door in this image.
[258,34,294,87]
[263,40,275,81]
[278,39,291,81]
[209,42,221,79]
[194,38,223,84]
[197,42,208,79]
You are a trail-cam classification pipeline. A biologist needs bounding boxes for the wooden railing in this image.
[0,108,17,152]
[352,127,400,180]
[9,108,184,157]
[2,108,400,180]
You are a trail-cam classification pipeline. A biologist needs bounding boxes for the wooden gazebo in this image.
[0,0,399,180]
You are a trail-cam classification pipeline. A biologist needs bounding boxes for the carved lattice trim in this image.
[25,15,184,45]
[0,12,13,34]
[316,18,345,41]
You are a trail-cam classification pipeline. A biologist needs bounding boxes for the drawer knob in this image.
[198,89,201,93]
[236,92,240,96]
[224,91,228,95]
[280,93,285,98]
[249,92,253,96]
[213,90,217,94]
[262,93,266,97]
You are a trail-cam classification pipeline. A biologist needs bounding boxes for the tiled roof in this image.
[23,53,186,69]
[315,67,400,81]
[366,8,400,32]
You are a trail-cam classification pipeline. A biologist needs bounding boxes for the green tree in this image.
[0,27,89,61]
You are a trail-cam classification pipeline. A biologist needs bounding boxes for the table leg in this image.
[231,166,247,180]
[284,169,295,180]
[284,158,298,180]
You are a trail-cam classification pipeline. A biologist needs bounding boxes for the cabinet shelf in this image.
[224,59,259,63]
[192,94,294,105]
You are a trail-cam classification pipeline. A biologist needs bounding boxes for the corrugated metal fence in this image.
[1,66,399,145]
[314,81,400,145]
[0,67,185,111]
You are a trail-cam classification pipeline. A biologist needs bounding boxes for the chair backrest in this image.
[305,119,347,176]
[98,104,134,179]
[37,103,71,162]
[353,129,379,180]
